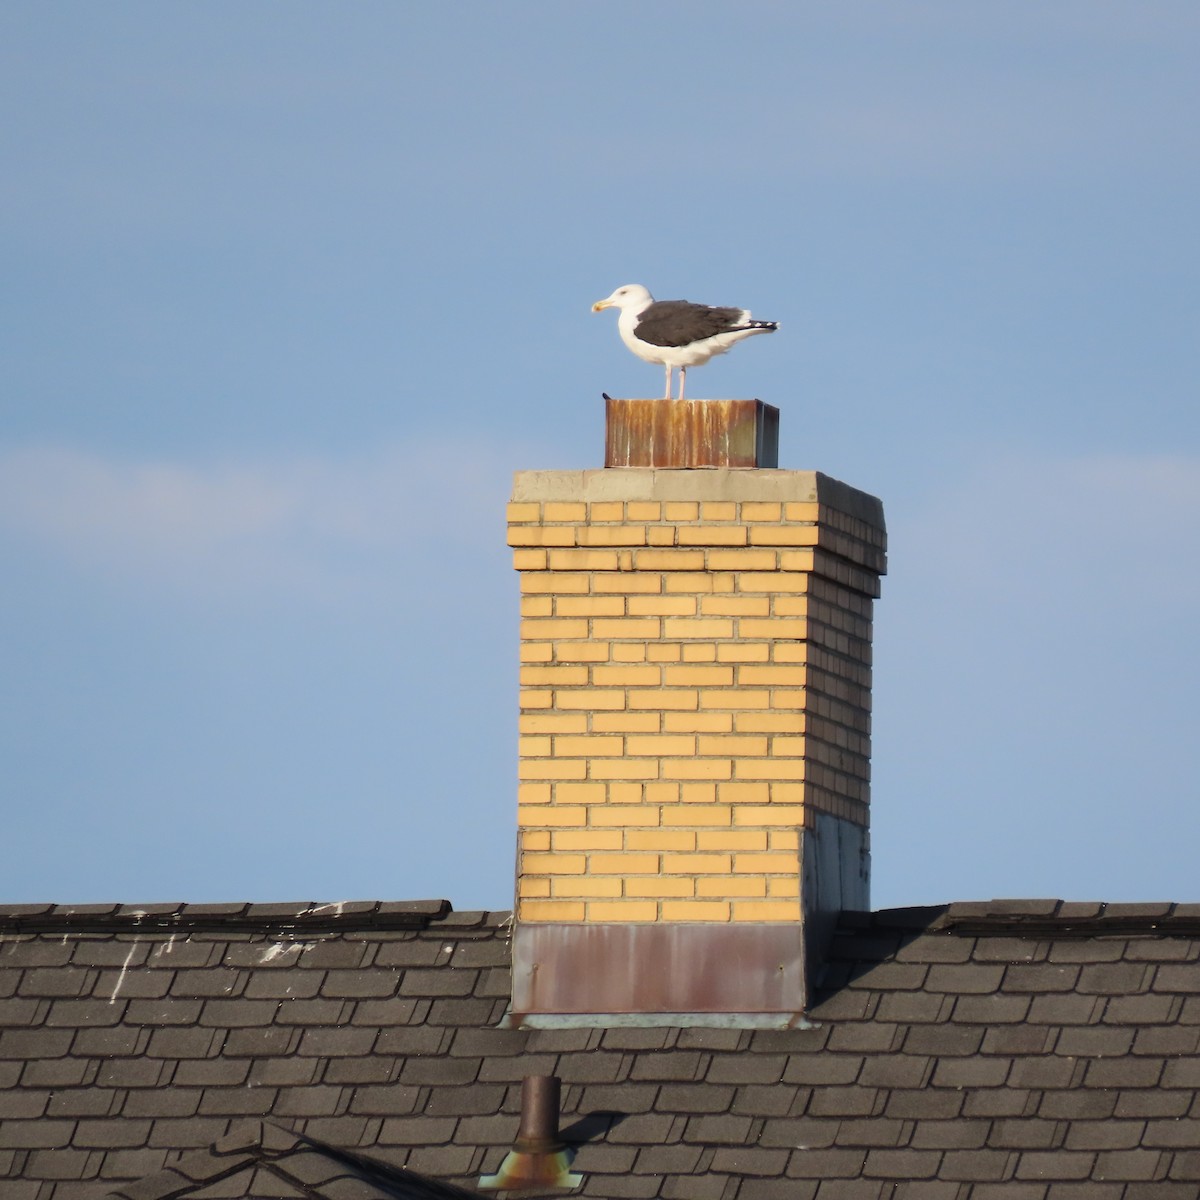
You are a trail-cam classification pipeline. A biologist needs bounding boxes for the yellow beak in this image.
[591,300,612,313]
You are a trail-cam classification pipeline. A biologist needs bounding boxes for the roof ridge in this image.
[837,900,1200,937]
[105,1118,485,1199]
[0,899,467,935]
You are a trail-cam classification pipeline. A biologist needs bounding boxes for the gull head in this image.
[592,283,654,314]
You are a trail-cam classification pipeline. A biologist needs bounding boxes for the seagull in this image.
[592,284,778,400]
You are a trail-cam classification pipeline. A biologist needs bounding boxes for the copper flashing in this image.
[511,922,805,1019]
[603,397,779,468]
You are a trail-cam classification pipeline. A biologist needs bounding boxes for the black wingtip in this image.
[602,392,613,401]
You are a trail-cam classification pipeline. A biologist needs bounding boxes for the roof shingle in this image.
[2,900,1200,1197]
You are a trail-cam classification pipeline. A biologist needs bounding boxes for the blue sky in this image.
[2,3,1197,911]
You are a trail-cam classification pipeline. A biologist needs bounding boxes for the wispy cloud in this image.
[0,441,523,608]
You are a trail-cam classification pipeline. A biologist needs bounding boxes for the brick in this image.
[508,525,576,547]
[733,900,801,921]
[696,876,766,897]
[660,804,732,827]
[517,804,586,826]
[664,502,699,520]
[625,830,697,851]
[554,640,612,662]
[551,877,623,898]
[717,781,772,803]
[628,596,699,616]
[663,617,734,639]
[677,525,747,546]
[587,902,658,921]
[646,642,683,662]
[554,689,627,710]
[773,596,811,616]
[739,572,811,593]
[661,757,732,780]
[520,713,589,734]
[698,734,769,756]
[634,549,706,571]
[621,735,694,758]
[663,665,735,686]
[555,596,626,617]
[701,688,770,710]
[700,595,771,616]
[749,525,820,546]
[552,782,608,805]
[626,878,696,898]
[733,805,806,826]
[553,735,624,757]
[546,548,622,570]
[594,712,662,733]
[519,900,586,921]
[518,783,552,805]
[520,617,588,639]
[660,852,731,873]
[779,549,817,571]
[736,760,808,780]
[588,501,625,521]
[521,853,585,875]
[578,525,647,547]
[664,570,736,593]
[591,619,663,640]
[511,549,547,570]
[716,643,772,664]
[771,736,809,756]
[627,502,661,521]
[661,901,730,922]
[696,830,768,851]
[544,502,586,521]
[590,805,659,827]
[518,759,587,780]
[784,502,821,521]
[742,502,783,521]
[521,571,589,594]
[553,830,624,851]
[590,854,660,875]
[628,689,699,711]
[592,665,662,687]
[738,664,807,685]
[588,760,660,780]
[657,715,729,744]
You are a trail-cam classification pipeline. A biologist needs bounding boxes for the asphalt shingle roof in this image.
[3,899,1200,1199]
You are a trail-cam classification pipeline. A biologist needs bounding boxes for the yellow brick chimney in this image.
[506,409,885,1024]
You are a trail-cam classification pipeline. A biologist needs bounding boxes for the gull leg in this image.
[678,367,687,401]
[663,365,673,399]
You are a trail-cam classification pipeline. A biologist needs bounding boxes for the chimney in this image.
[507,399,885,1026]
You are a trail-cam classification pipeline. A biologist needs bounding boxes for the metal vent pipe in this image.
[514,1075,564,1154]
[478,1075,581,1191]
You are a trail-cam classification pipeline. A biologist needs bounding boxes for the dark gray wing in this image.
[634,300,749,348]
